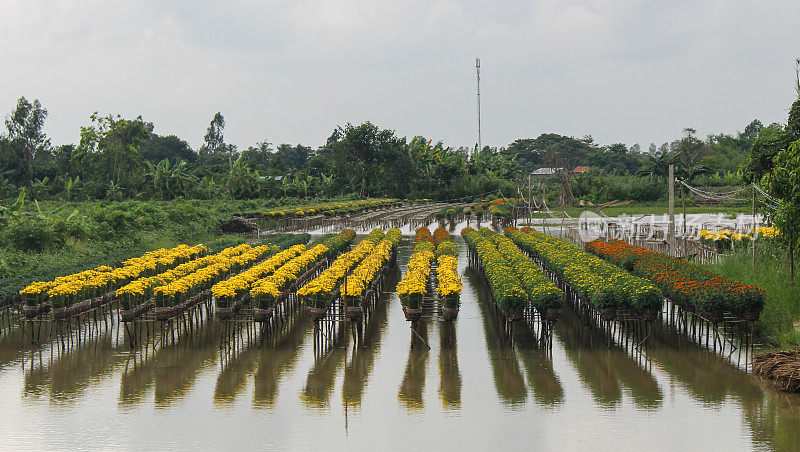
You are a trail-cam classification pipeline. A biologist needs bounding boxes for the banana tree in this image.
[64,176,80,201]
[28,177,49,199]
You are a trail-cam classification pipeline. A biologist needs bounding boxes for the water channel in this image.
[0,235,798,450]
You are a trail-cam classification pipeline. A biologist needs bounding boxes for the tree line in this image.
[0,96,769,203]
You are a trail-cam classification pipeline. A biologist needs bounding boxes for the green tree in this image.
[323,122,408,197]
[73,113,153,195]
[760,100,800,279]
[272,143,311,172]
[147,159,196,200]
[200,112,236,157]
[140,133,196,163]
[226,155,259,199]
[2,97,50,183]
[242,140,273,171]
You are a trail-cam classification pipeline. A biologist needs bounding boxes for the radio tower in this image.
[476,57,481,155]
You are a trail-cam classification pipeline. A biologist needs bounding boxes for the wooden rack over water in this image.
[465,243,556,349]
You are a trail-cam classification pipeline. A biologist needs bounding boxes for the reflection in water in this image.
[512,323,564,407]
[343,297,389,408]
[2,236,800,450]
[646,322,800,449]
[301,327,347,409]
[119,317,218,408]
[213,332,262,406]
[119,348,157,407]
[554,307,663,410]
[24,326,125,405]
[438,322,461,409]
[744,390,800,451]
[607,350,662,411]
[253,317,313,408]
[154,323,218,408]
[469,268,527,406]
[649,325,760,406]
[0,325,24,372]
[398,322,429,409]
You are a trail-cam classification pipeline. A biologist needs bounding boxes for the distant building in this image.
[531,166,589,178]
[530,167,564,178]
[259,174,292,181]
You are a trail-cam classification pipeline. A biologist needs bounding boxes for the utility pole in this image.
[752,185,756,267]
[476,57,481,156]
[528,173,532,226]
[681,180,687,258]
[668,165,676,256]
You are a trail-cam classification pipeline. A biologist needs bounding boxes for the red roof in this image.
[571,166,589,173]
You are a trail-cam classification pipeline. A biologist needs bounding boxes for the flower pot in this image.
[402,306,422,321]
[736,308,762,322]
[23,305,40,319]
[119,309,135,322]
[545,307,562,322]
[701,310,724,323]
[253,308,273,323]
[442,307,459,321]
[154,307,175,321]
[642,308,659,321]
[346,306,362,320]
[306,306,327,320]
[505,308,523,321]
[216,307,234,321]
[51,307,67,320]
[599,307,616,320]
[121,300,153,322]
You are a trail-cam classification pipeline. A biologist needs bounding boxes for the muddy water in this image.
[1,237,799,451]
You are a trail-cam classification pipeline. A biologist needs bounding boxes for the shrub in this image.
[5,217,60,252]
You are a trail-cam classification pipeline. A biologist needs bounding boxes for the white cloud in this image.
[0,0,798,151]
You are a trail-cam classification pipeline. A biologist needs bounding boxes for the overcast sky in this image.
[1,0,798,152]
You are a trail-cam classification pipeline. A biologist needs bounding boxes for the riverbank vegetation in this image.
[707,241,800,348]
[0,95,768,207]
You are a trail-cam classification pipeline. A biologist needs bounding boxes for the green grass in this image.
[0,196,328,302]
[706,242,800,349]
[0,230,250,302]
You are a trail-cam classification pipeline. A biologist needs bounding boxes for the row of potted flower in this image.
[21,244,210,312]
[249,230,357,313]
[151,244,277,309]
[297,228,387,310]
[698,227,779,252]
[261,199,399,218]
[461,227,529,317]
[397,229,437,318]
[507,228,662,319]
[115,243,265,311]
[433,228,462,319]
[586,239,765,321]
[482,229,563,319]
[342,229,402,305]
[211,244,307,310]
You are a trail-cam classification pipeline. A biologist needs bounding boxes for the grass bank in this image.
[0,197,352,302]
[706,242,800,349]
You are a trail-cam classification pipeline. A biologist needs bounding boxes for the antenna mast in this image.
[476,57,481,155]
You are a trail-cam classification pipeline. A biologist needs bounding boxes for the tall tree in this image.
[675,128,706,169]
[201,112,227,155]
[73,113,153,192]
[140,133,196,163]
[322,122,408,197]
[2,97,50,183]
[748,99,800,278]
[272,143,310,172]
[242,140,273,171]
